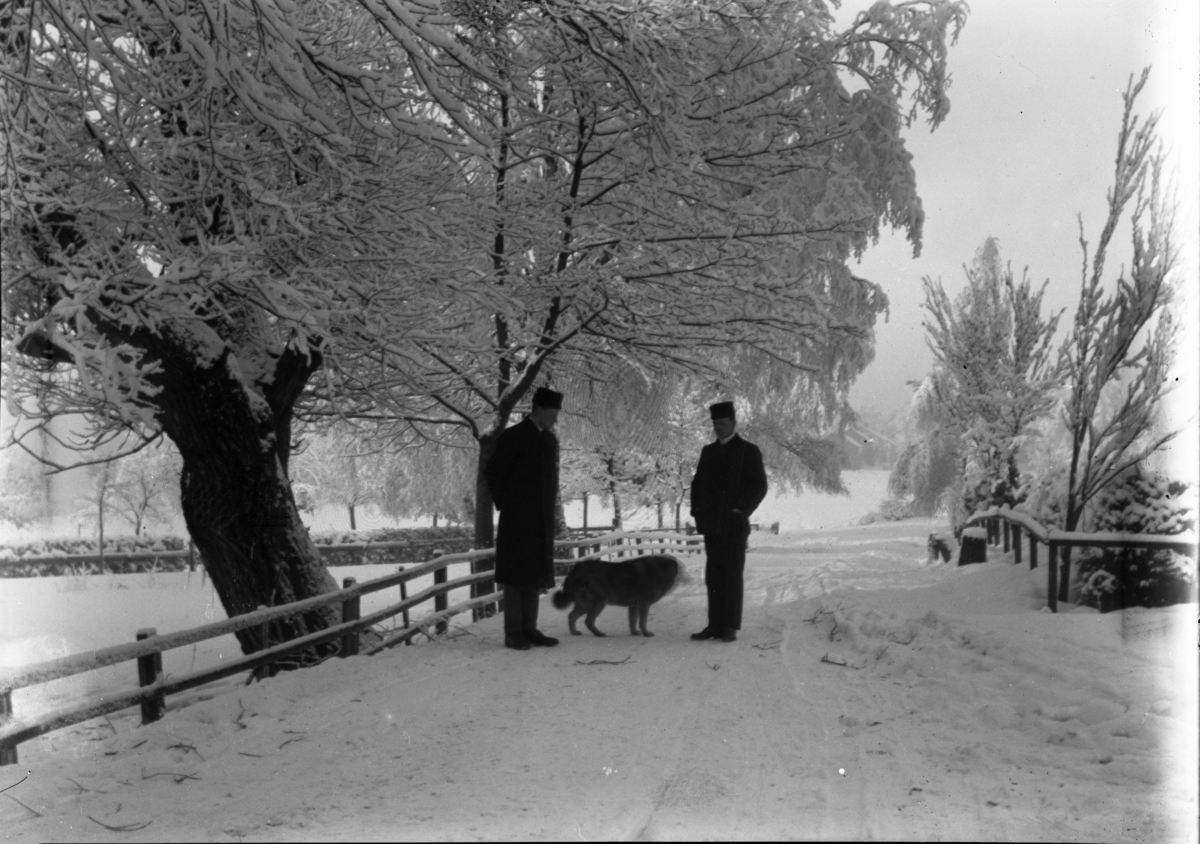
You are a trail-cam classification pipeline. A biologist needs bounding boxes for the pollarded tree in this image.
[917,237,1063,528]
[324,0,968,553]
[1054,68,1183,600]
[1,0,494,662]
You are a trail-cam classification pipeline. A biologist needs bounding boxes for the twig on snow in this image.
[446,624,477,640]
[3,791,42,818]
[574,657,631,665]
[820,653,859,668]
[167,742,205,762]
[752,640,781,651]
[1,771,29,794]
[276,734,304,753]
[140,770,200,784]
[88,815,152,832]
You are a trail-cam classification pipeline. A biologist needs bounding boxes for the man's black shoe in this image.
[690,628,717,640]
[525,630,560,647]
[505,635,532,651]
[718,630,737,642]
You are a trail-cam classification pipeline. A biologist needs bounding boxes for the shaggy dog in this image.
[551,554,689,637]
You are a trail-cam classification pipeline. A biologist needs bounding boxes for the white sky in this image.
[844,0,1200,423]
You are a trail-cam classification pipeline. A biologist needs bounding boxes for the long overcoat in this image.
[689,434,769,537]
[484,417,559,589]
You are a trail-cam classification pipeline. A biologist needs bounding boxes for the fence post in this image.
[398,566,411,643]
[434,553,448,636]
[136,628,165,725]
[254,605,271,681]
[471,548,498,622]
[1057,546,1072,605]
[188,539,196,572]
[1002,521,1011,553]
[341,577,360,658]
[1048,544,1059,613]
[1012,524,1022,565]
[0,691,16,766]
[1030,539,1038,570]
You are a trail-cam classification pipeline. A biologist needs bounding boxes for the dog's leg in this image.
[627,605,641,636]
[567,605,585,636]
[637,604,654,637]
[585,604,607,637]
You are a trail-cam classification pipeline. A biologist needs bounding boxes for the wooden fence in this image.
[0,531,701,766]
[963,507,1197,613]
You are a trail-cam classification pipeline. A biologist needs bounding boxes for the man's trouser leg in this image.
[704,532,747,631]
[502,585,540,638]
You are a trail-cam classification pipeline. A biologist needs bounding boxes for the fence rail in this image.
[0,531,702,765]
[963,507,1197,613]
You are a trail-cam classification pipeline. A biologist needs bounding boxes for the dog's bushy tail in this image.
[552,566,577,610]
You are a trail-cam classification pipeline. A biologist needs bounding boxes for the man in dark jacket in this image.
[484,387,564,651]
[689,401,768,643]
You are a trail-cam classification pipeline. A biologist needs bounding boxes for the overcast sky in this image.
[841,0,1199,435]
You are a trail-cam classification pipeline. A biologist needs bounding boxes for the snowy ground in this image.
[2,516,1196,842]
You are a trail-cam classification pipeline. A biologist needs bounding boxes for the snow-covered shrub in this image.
[1074,468,1197,611]
[1022,465,1068,531]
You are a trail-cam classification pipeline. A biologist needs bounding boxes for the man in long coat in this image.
[484,387,564,650]
[689,401,768,643]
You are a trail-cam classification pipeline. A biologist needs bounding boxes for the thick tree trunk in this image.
[153,338,341,670]
[474,431,500,550]
[472,430,500,613]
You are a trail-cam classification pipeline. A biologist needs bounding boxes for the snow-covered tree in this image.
[914,237,1062,528]
[108,439,183,535]
[379,437,477,526]
[1055,68,1184,600]
[290,424,382,531]
[1,0,967,657]
[319,0,968,553]
[1075,466,1196,611]
[74,448,120,557]
[887,371,960,516]
[1,0,486,662]
[0,445,52,528]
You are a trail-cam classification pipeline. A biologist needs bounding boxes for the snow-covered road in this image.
[2,520,1195,842]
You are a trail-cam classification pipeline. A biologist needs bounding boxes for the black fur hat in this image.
[533,387,563,410]
[709,401,735,420]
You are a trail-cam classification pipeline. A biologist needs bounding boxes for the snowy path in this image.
[2,521,1195,842]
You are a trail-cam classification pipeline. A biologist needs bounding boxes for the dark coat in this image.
[689,434,768,537]
[484,417,559,589]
